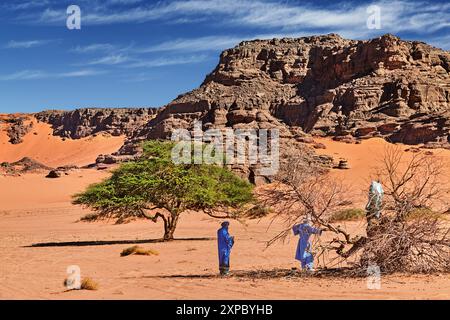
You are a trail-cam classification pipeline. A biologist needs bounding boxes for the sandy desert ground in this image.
[1,122,449,299]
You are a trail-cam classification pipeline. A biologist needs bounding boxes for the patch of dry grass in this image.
[244,204,271,219]
[120,245,159,257]
[80,278,99,290]
[406,207,446,220]
[63,277,99,291]
[329,208,365,222]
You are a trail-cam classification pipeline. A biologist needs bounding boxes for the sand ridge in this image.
[0,116,125,167]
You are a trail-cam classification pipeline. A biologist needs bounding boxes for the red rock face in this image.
[35,108,159,139]
[141,33,450,148]
[2,115,33,144]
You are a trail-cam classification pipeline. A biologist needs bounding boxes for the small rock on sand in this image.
[45,170,61,178]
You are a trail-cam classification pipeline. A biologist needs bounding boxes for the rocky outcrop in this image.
[35,34,450,151]
[35,108,159,139]
[137,34,449,149]
[30,34,450,181]
[4,117,33,144]
[0,157,54,176]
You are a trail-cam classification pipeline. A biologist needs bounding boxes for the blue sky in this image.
[0,0,449,113]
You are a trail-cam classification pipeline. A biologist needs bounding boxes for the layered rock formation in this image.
[2,116,33,144]
[139,33,450,148]
[35,108,159,139]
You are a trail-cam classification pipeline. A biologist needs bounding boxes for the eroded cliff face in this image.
[6,117,33,144]
[15,34,450,182]
[35,108,159,139]
[140,33,450,147]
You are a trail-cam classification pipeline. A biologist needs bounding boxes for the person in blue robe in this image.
[217,221,234,275]
[292,217,322,271]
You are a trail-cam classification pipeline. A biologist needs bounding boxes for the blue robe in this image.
[293,223,321,270]
[217,226,234,268]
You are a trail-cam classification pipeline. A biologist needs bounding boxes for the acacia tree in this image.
[73,140,254,241]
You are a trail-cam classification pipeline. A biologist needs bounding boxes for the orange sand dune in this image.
[0,117,125,167]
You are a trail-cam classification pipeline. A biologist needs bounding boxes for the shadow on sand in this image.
[25,237,215,248]
[134,267,361,280]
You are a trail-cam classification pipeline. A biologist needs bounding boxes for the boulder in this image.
[46,170,61,178]
[336,160,350,170]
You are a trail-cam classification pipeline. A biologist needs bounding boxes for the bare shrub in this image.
[358,145,450,273]
[359,216,450,273]
[263,146,450,274]
[258,156,361,259]
[375,145,448,220]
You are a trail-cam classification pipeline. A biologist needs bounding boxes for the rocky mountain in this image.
[139,33,450,148]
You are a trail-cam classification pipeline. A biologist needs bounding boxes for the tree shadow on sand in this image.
[25,237,215,248]
[138,267,362,280]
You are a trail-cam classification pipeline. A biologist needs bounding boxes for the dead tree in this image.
[258,156,362,263]
[359,145,450,272]
[262,145,450,273]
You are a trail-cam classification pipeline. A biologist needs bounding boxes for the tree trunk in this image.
[163,214,179,241]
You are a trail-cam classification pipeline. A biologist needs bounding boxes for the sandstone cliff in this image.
[35,108,159,139]
[139,33,450,148]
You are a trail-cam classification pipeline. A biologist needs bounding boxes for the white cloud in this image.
[1,0,50,11]
[23,0,449,39]
[108,0,144,4]
[137,32,320,55]
[125,54,209,68]
[428,34,450,51]
[140,36,244,53]
[5,39,56,49]
[87,54,129,65]
[6,1,450,49]
[0,69,106,81]
[0,70,47,80]
[59,70,107,77]
[72,43,116,53]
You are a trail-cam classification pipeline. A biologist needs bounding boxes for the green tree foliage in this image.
[73,140,254,240]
